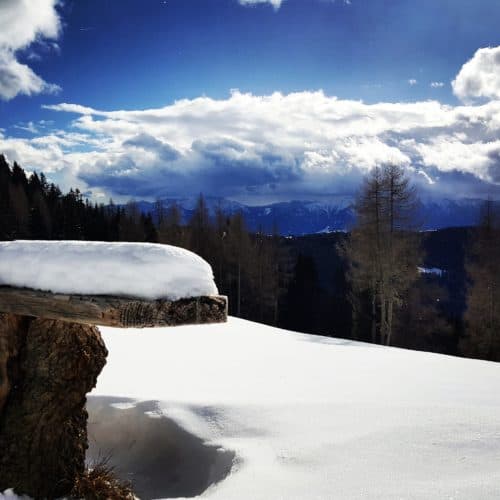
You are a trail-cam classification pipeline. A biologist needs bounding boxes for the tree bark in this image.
[0,313,107,499]
[0,314,28,415]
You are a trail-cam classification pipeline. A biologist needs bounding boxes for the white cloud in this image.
[238,0,284,9]
[43,103,98,115]
[0,0,62,100]
[14,121,40,134]
[2,46,500,202]
[430,81,444,88]
[319,0,352,4]
[237,0,352,9]
[408,79,418,86]
[414,136,500,178]
[2,85,498,202]
[453,46,500,103]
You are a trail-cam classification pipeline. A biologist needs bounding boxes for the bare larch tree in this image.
[344,164,420,345]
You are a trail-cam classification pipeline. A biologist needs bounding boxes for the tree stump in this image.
[0,314,108,498]
[0,286,226,497]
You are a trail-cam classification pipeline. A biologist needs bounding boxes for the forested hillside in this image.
[1,155,498,361]
[0,155,285,324]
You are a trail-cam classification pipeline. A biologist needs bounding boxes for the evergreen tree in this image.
[188,194,212,261]
[0,155,15,239]
[121,200,144,241]
[159,202,183,245]
[282,254,320,333]
[226,212,251,317]
[461,200,500,360]
[0,158,290,334]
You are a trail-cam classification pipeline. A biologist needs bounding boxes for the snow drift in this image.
[2,317,500,499]
[84,318,500,499]
[0,240,218,300]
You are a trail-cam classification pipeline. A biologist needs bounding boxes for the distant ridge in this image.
[128,197,496,235]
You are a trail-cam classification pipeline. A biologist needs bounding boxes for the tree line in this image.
[460,199,500,360]
[342,163,499,361]
[0,155,287,324]
[0,154,498,361]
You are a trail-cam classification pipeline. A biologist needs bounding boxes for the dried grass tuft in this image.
[71,458,136,500]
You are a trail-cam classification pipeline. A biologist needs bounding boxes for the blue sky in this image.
[1,0,500,203]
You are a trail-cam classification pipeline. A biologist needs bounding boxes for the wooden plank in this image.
[0,286,227,328]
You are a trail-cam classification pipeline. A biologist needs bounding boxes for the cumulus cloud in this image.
[3,83,500,202]
[0,0,62,100]
[3,47,500,202]
[123,133,181,162]
[430,81,444,88]
[453,46,500,102]
[407,79,418,86]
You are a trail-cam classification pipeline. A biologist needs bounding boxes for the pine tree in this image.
[188,194,212,261]
[282,254,320,333]
[121,200,144,241]
[462,200,500,360]
[159,202,183,245]
[0,155,15,239]
[226,212,251,317]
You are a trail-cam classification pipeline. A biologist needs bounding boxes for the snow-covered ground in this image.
[0,241,217,300]
[88,317,500,500]
[418,266,445,277]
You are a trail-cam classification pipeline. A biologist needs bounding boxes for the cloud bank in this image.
[453,46,500,103]
[0,0,62,100]
[2,46,500,203]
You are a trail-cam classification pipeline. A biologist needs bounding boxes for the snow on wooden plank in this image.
[0,240,218,300]
[0,240,226,327]
[0,286,227,327]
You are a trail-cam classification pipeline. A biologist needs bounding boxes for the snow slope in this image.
[0,240,217,300]
[91,318,500,500]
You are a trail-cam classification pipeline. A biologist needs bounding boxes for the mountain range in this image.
[133,197,494,235]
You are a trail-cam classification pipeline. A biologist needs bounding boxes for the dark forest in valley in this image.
[1,155,499,362]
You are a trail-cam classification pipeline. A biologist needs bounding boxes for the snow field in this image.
[92,317,500,500]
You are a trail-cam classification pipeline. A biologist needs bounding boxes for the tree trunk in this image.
[0,314,107,499]
[237,260,241,317]
[273,297,279,327]
[380,292,387,345]
[371,293,377,344]
[386,298,394,346]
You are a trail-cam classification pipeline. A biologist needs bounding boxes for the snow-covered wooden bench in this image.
[0,241,227,498]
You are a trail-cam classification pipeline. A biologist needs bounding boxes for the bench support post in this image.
[0,313,108,498]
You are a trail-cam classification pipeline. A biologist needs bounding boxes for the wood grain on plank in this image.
[0,286,227,328]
